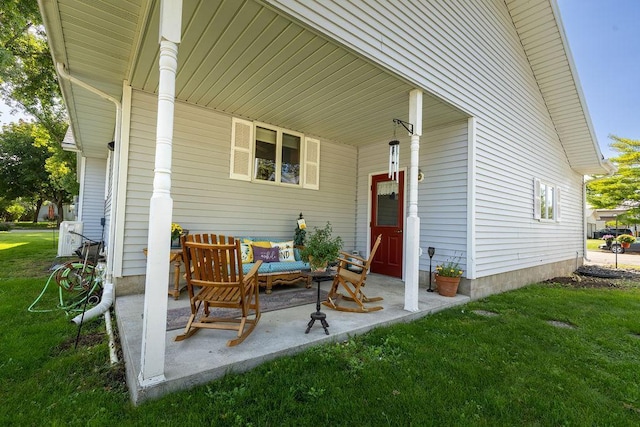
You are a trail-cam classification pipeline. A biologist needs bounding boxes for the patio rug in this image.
[166,287,328,331]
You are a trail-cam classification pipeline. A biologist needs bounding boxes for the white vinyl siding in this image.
[356,121,469,275]
[270,0,585,279]
[122,90,357,276]
[78,156,107,242]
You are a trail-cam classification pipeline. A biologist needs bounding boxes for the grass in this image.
[8,221,59,229]
[586,238,604,250]
[1,232,640,425]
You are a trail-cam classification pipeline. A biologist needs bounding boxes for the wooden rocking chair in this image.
[175,234,262,346]
[323,234,383,313]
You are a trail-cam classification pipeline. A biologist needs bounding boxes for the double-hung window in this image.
[534,178,561,222]
[254,125,301,184]
[230,118,319,189]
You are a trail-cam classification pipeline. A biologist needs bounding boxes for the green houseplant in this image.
[300,222,343,271]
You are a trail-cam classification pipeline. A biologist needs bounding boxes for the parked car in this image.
[593,228,633,239]
[599,241,640,254]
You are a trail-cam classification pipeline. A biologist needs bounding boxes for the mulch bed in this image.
[543,265,640,288]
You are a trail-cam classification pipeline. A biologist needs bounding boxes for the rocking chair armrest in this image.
[337,257,366,269]
[244,260,263,281]
[338,251,366,263]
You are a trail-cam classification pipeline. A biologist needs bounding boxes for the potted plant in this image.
[300,222,343,271]
[435,259,463,297]
[171,222,183,248]
[602,234,615,248]
[617,234,635,248]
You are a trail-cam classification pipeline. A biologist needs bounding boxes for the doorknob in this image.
[395,230,402,233]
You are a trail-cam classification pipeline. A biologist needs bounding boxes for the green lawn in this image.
[1,231,639,425]
[587,238,604,250]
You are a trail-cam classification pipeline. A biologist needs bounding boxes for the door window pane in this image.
[376,181,398,226]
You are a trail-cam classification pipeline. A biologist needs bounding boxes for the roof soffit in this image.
[505,0,610,175]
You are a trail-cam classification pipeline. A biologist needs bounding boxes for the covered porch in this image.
[39,0,471,401]
[115,274,469,404]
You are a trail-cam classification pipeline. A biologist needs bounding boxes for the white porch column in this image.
[404,89,422,312]
[139,0,182,385]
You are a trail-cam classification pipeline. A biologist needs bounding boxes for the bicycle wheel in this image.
[55,261,96,292]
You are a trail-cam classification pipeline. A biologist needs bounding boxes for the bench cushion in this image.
[242,260,309,275]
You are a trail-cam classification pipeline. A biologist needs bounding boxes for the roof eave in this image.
[549,0,612,176]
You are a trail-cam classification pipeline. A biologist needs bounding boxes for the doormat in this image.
[167,287,328,331]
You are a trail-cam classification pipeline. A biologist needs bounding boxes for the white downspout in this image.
[56,63,122,325]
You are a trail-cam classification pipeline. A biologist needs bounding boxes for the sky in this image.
[556,0,640,159]
[1,1,638,160]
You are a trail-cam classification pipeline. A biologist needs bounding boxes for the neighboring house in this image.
[39,0,614,383]
[58,128,107,240]
[587,207,637,238]
[585,208,598,239]
[36,201,75,222]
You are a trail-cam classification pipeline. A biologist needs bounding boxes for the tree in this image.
[0,0,66,131]
[0,0,77,223]
[587,135,640,225]
[0,122,47,221]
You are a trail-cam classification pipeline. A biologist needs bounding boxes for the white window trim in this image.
[254,122,303,187]
[534,178,560,222]
[230,118,319,190]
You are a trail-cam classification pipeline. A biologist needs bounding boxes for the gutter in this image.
[55,61,121,286]
[56,62,121,364]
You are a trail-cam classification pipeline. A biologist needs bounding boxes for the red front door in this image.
[370,172,404,278]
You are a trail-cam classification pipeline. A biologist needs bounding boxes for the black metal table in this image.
[304,270,336,335]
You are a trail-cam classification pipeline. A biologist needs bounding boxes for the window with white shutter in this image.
[303,137,320,190]
[229,118,318,189]
[229,118,253,181]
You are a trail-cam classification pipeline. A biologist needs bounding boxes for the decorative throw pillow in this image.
[242,240,270,263]
[253,246,280,263]
[271,240,295,262]
[240,242,252,263]
[252,241,272,248]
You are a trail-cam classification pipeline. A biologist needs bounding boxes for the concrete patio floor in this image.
[115,274,470,404]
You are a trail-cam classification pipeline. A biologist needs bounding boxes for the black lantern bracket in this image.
[393,118,414,136]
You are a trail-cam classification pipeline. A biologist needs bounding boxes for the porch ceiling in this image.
[40,0,466,159]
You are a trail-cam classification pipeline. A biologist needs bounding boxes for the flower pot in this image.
[622,242,631,248]
[171,230,189,248]
[435,275,460,297]
[310,257,328,272]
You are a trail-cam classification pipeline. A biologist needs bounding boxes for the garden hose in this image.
[28,263,102,314]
